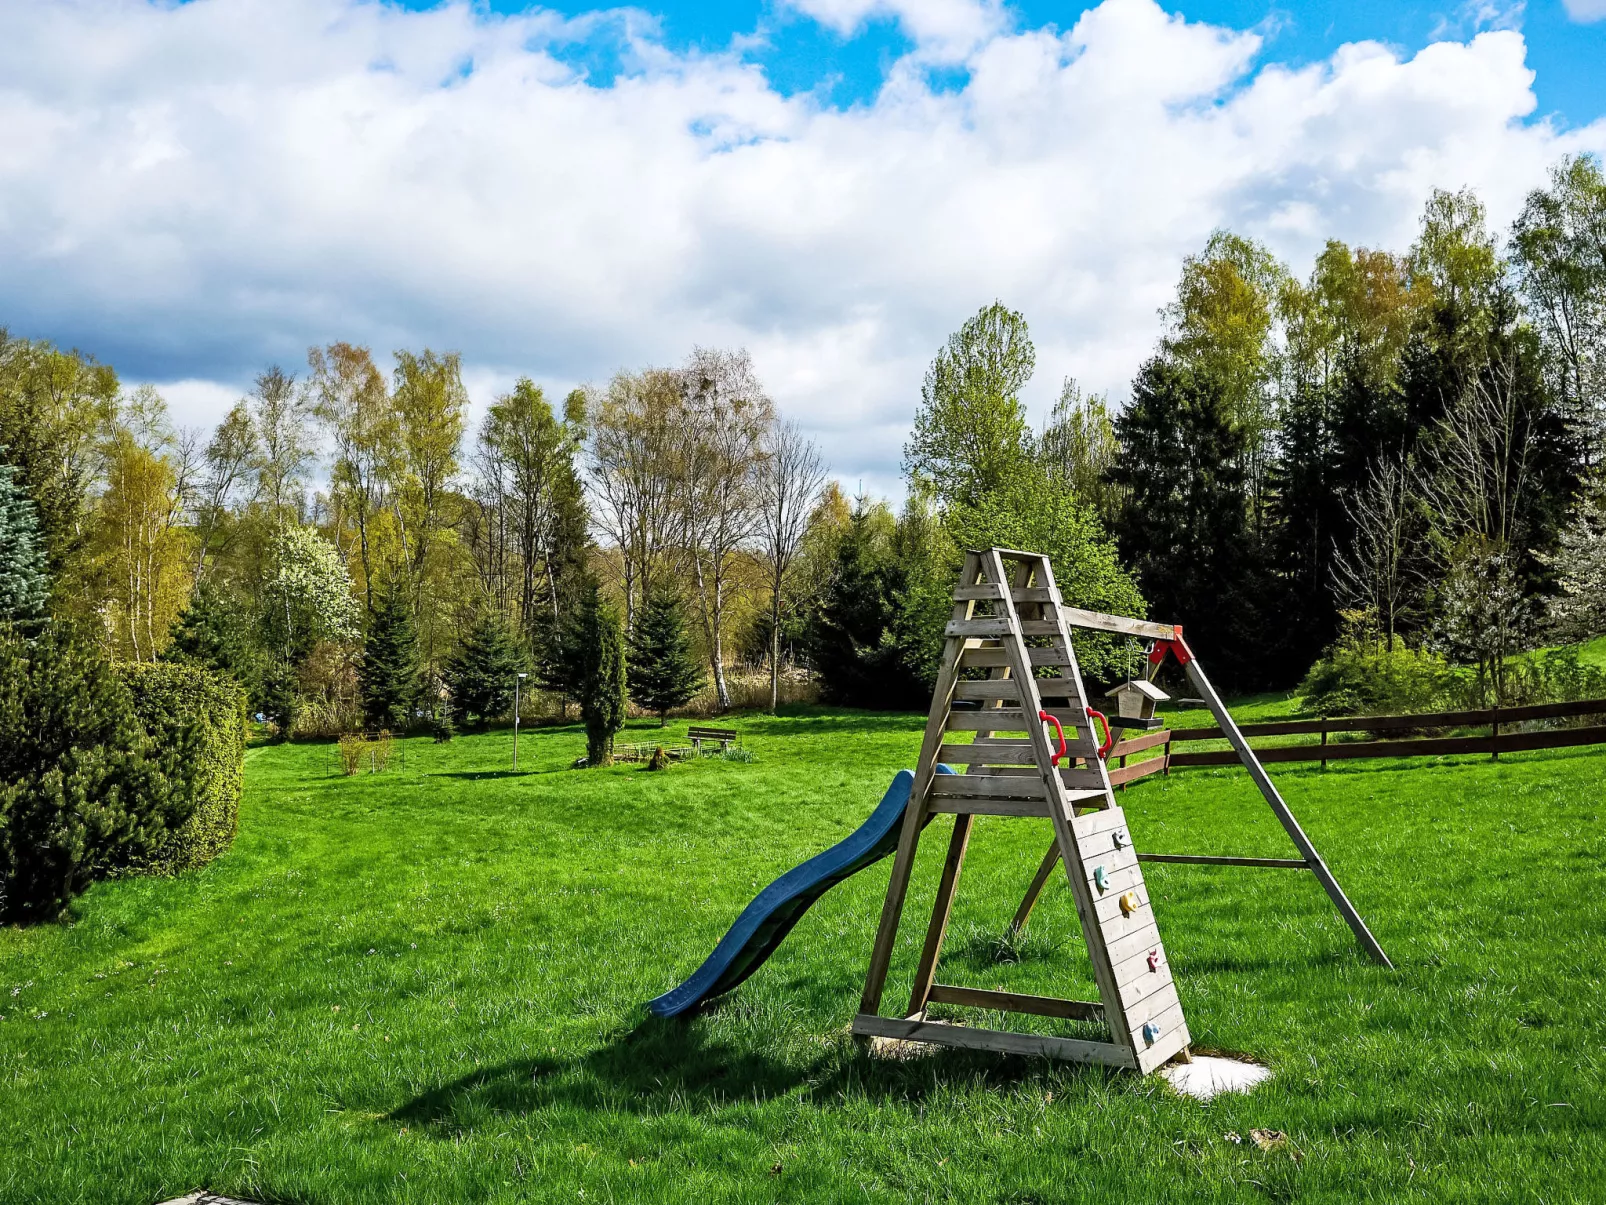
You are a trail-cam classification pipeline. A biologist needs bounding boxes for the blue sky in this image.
[411,0,1606,125]
[2,0,1604,495]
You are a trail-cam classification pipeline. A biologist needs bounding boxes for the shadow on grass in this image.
[389,1013,1115,1133]
[432,770,547,780]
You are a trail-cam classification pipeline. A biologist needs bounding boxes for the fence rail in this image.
[1102,697,1606,784]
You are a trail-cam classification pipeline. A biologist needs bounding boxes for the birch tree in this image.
[756,420,824,711]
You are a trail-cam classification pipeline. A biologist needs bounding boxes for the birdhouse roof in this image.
[1106,679,1169,702]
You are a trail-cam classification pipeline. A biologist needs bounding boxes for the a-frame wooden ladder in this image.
[850,548,1191,1073]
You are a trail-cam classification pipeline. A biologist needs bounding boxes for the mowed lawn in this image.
[3,707,1605,1204]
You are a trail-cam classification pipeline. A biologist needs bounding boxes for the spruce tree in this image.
[360,578,420,731]
[164,583,261,699]
[574,580,626,765]
[0,460,48,623]
[442,607,527,728]
[628,592,704,725]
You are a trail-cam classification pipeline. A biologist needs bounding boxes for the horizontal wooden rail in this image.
[1166,723,1606,766]
[1137,853,1307,868]
[1169,697,1606,742]
[926,983,1104,1022]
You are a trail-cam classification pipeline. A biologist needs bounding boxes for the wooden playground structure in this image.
[850,547,1390,1073]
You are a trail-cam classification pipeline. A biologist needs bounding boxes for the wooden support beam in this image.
[906,815,974,1017]
[1180,653,1394,969]
[1137,853,1308,868]
[926,983,1105,1022]
[851,1013,1136,1068]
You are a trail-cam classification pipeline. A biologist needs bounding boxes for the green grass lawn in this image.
[4,708,1605,1204]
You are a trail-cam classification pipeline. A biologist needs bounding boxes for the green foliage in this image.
[360,578,420,731]
[0,458,48,623]
[1112,357,1277,689]
[944,461,1147,685]
[163,583,262,698]
[262,523,361,662]
[628,592,704,725]
[573,582,627,765]
[806,499,923,708]
[0,623,190,922]
[443,608,528,728]
[117,661,247,874]
[903,302,1035,508]
[1299,630,1456,716]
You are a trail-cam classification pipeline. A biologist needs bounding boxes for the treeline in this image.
[1101,158,1606,696]
[2,154,1603,734]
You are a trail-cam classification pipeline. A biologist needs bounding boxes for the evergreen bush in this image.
[0,624,190,922]
[360,578,420,731]
[443,608,528,727]
[0,459,48,623]
[573,581,626,766]
[628,592,704,725]
[118,661,247,874]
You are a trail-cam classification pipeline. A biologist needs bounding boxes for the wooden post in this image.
[858,553,980,1017]
[1491,708,1500,762]
[1320,718,1328,770]
[906,814,974,1017]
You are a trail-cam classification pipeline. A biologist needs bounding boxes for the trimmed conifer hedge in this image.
[117,661,247,875]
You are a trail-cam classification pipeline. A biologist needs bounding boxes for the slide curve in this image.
[647,765,953,1018]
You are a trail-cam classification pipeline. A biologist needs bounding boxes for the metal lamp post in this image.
[513,672,528,770]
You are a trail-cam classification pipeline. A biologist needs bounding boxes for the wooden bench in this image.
[687,726,739,754]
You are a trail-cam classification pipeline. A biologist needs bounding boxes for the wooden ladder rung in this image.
[851,1013,1137,1068]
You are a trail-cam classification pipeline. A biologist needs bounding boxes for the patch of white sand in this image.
[1161,1055,1273,1100]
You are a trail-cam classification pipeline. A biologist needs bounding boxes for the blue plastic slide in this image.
[648,766,954,1018]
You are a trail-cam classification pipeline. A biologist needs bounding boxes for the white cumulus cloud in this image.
[0,0,1602,497]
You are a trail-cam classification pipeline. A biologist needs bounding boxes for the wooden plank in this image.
[951,583,1004,601]
[926,797,1052,818]
[1180,651,1393,969]
[1055,606,1177,642]
[1133,1003,1192,1074]
[1137,853,1307,868]
[906,814,974,1016]
[1104,920,1163,967]
[851,1013,1136,1069]
[953,681,1025,702]
[1073,807,1130,839]
[938,741,1039,765]
[930,774,1048,800]
[1112,940,1168,987]
[961,646,1074,669]
[945,708,1088,731]
[1107,757,1167,787]
[1110,729,1172,756]
[926,983,1104,1022]
[945,618,1014,637]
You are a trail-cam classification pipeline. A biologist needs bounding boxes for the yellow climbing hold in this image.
[1119,891,1139,916]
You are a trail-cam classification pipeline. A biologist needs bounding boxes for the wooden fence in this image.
[1104,697,1606,787]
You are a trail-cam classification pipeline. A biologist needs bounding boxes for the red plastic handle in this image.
[1037,710,1066,767]
[1086,707,1114,759]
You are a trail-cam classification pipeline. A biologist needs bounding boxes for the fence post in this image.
[1119,751,1127,792]
[1320,717,1328,771]
[1491,707,1500,762]
[1163,735,1171,776]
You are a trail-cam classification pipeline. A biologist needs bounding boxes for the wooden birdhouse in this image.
[1104,678,1169,721]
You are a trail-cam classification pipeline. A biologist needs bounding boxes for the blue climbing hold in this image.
[1142,1021,1161,1044]
[1094,865,1110,892]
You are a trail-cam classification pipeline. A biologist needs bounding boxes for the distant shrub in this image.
[117,661,247,875]
[0,624,190,922]
[338,733,367,776]
[1496,649,1606,711]
[1300,636,1455,716]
